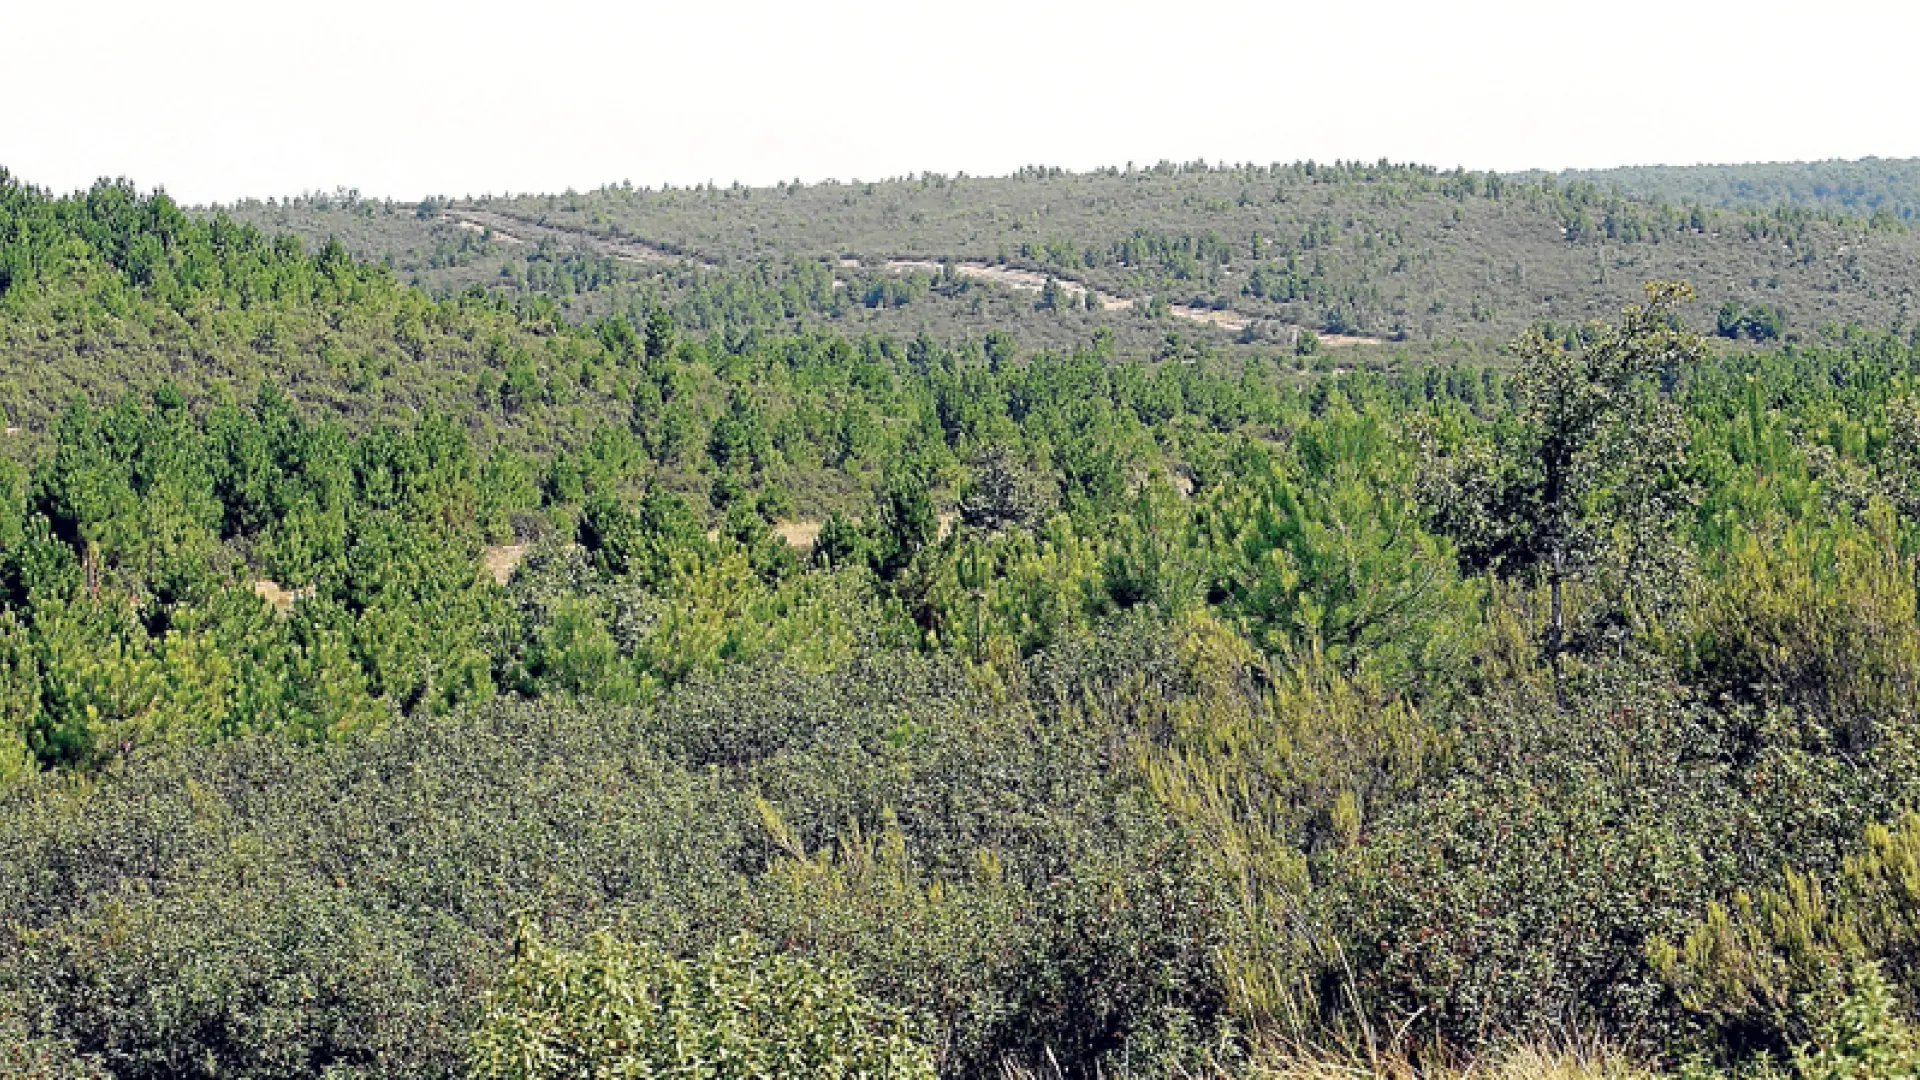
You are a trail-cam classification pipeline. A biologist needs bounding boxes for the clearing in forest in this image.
[483,544,530,585]
[880,259,1390,343]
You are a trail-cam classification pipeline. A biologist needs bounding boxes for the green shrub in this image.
[751,798,1232,1079]
[1655,814,1920,1058]
[1795,964,1920,1080]
[1137,617,1441,1033]
[1324,661,1736,1047]
[1689,505,1920,747]
[467,929,935,1080]
[0,991,110,1080]
[0,700,748,1080]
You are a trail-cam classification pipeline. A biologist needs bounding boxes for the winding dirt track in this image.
[442,210,1384,346]
[881,259,1384,343]
[444,209,691,265]
[885,259,1132,311]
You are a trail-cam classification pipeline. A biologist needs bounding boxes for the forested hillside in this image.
[221,160,1920,350]
[1537,157,1920,221]
[7,168,1920,1080]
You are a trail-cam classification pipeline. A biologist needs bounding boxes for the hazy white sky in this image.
[6,0,1917,204]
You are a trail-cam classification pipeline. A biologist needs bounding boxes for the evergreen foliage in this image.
[6,164,1920,1078]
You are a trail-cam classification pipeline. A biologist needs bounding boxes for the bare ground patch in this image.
[483,544,530,586]
[883,259,1139,311]
[450,218,525,245]
[1168,304,1249,332]
[773,520,821,549]
[445,210,691,265]
[483,541,529,584]
[252,579,313,613]
[767,515,949,549]
[877,260,1393,334]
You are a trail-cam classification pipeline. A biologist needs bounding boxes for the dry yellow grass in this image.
[1243,1044,1657,1080]
[482,544,529,586]
[1000,1037,1660,1080]
[772,520,821,549]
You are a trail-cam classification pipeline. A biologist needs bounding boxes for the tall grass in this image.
[1000,1035,1661,1080]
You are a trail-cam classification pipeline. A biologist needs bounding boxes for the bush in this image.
[0,700,747,1080]
[1323,661,1737,1047]
[467,929,936,1080]
[1796,964,1920,1080]
[1689,505,1920,748]
[1137,620,1441,1033]
[1655,813,1920,1059]
[0,991,110,1080]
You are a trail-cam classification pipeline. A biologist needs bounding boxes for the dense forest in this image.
[8,164,1920,1080]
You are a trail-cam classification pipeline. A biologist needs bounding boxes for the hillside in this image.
[208,188,1251,364]
[6,162,1920,1080]
[1533,156,1920,221]
[218,160,1920,349]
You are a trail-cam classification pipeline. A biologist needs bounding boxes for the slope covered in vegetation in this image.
[1537,157,1920,221]
[219,159,1920,355]
[5,171,1920,1079]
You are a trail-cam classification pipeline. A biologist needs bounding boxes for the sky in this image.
[5,0,1917,205]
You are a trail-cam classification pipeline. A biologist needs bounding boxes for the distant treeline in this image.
[1533,156,1920,221]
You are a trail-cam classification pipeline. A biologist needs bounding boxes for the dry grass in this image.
[482,544,529,585]
[772,519,822,549]
[251,579,313,613]
[1242,1043,1658,1080]
[999,1036,1661,1080]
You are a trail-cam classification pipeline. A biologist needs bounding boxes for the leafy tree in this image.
[1421,282,1703,701]
[1717,300,1785,341]
[957,446,1051,534]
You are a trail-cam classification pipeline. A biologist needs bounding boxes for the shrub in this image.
[0,700,748,1080]
[751,798,1233,1079]
[1137,621,1441,1034]
[0,991,110,1080]
[1795,964,1920,1080]
[1654,814,1920,1059]
[467,929,936,1080]
[1324,661,1736,1047]
[1689,504,1920,750]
